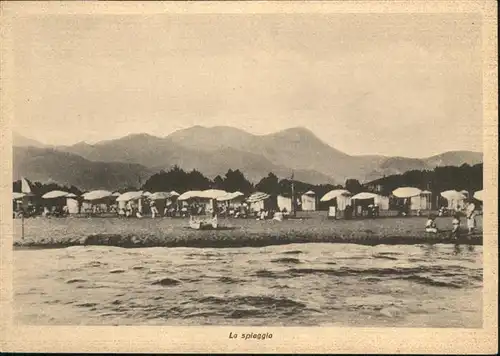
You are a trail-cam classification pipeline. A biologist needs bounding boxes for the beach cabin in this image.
[66,196,79,214]
[301,191,316,211]
[277,195,292,213]
[410,190,432,211]
[247,192,275,214]
[320,189,353,218]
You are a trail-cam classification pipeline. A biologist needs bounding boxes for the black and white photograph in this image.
[1,1,497,354]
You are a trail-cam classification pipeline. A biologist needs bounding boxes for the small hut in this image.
[301,190,316,211]
[277,195,292,213]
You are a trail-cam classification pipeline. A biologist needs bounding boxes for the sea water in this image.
[13,243,482,327]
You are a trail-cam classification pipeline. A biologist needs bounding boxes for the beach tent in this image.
[116,191,145,214]
[277,195,292,212]
[301,190,316,211]
[473,190,483,202]
[320,189,352,211]
[440,190,466,210]
[247,192,273,212]
[392,187,431,211]
[352,192,389,211]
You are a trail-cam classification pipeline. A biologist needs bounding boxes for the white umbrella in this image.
[42,190,69,199]
[112,192,121,197]
[351,192,379,200]
[199,189,227,199]
[66,193,77,198]
[440,190,466,201]
[473,190,483,201]
[217,191,245,202]
[392,187,422,198]
[143,191,152,197]
[116,191,144,202]
[421,190,432,195]
[21,177,34,196]
[247,192,270,203]
[170,191,180,196]
[320,189,351,202]
[149,192,172,200]
[13,192,25,200]
[83,190,113,201]
[177,190,203,201]
[303,190,316,196]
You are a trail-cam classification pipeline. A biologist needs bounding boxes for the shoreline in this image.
[13,231,483,250]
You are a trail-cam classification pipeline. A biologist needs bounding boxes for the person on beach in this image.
[425,214,438,233]
[466,201,476,235]
[451,214,461,239]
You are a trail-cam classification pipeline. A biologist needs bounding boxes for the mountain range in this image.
[13,127,483,191]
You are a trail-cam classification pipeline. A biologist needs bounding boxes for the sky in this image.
[12,13,482,157]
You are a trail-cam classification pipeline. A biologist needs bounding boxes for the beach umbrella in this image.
[42,190,69,199]
[473,190,483,201]
[351,192,379,200]
[13,192,25,200]
[66,193,77,198]
[177,190,201,201]
[303,190,316,196]
[247,192,270,203]
[217,191,244,202]
[116,191,144,202]
[199,189,227,200]
[83,190,113,201]
[392,187,422,198]
[149,191,172,200]
[21,177,34,196]
[112,192,121,197]
[320,189,351,202]
[143,191,152,197]
[421,190,432,195]
[440,190,466,201]
[170,191,180,196]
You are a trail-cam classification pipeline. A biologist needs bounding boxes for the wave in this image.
[401,275,463,288]
[271,257,301,264]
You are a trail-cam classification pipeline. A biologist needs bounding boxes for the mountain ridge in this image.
[13,126,482,188]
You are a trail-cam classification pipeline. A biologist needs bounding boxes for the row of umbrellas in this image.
[319,187,484,202]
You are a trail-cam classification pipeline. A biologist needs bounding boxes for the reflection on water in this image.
[14,243,482,327]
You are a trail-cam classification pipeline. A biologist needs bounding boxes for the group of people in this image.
[425,201,478,238]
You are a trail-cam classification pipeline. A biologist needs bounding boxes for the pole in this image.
[21,211,24,240]
[291,177,296,217]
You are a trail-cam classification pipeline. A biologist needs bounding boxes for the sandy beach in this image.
[13,212,483,249]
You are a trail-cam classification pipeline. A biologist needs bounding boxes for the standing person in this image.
[451,214,461,239]
[150,199,158,219]
[466,200,477,235]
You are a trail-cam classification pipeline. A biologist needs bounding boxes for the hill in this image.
[13,146,153,191]
[16,126,483,187]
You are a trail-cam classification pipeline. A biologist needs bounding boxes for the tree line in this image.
[13,163,482,201]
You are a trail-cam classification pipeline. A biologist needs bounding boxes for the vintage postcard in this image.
[0,1,497,354]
